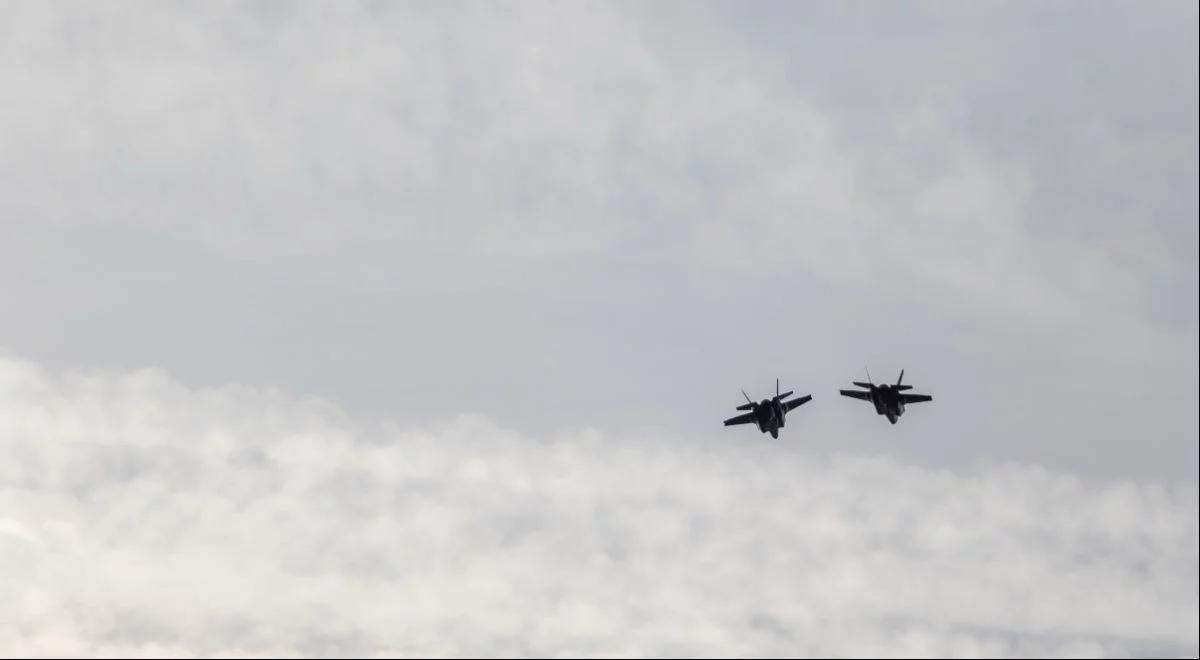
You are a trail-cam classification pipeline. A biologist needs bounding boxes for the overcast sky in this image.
[1,2,1197,657]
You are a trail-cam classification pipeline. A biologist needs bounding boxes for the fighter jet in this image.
[840,369,932,424]
[723,379,812,438]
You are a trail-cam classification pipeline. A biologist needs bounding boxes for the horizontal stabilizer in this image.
[852,381,873,389]
[736,403,755,411]
[777,390,794,400]
[895,385,912,391]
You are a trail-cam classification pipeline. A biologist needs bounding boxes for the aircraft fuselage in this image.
[755,398,786,437]
[869,386,906,424]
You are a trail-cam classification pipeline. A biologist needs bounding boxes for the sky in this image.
[1,1,1197,657]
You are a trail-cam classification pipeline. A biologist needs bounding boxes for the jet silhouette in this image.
[840,369,932,424]
[723,379,812,438]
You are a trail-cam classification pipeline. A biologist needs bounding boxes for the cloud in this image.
[3,1,1192,318]
[2,353,1196,658]
[0,4,1194,655]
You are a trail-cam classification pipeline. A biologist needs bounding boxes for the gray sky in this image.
[1,2,1197,656]
[2,1,1196,480]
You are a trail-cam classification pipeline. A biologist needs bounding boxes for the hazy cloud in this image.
[2,354,1196,657]
[1,5,1197,654]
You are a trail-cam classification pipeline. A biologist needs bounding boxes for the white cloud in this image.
[0,8,1196,648]
[2,353,1196,658]
[3,1,1186,320]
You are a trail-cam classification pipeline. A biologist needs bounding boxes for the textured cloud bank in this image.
[2,354,1196,658]
[7,2,1190,309]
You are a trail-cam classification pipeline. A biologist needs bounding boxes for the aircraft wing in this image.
[900,393,933,404]
[839,389,872,401]
[723,411,756,426]
[784,394,813,411]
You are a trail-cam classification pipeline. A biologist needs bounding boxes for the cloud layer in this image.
[7,2,1192,307]
[2,354,1196,658]
[1,5,1197,655]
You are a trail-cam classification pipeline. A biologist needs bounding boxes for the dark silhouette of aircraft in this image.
[723,379,812,438]
[840,369,932,424]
